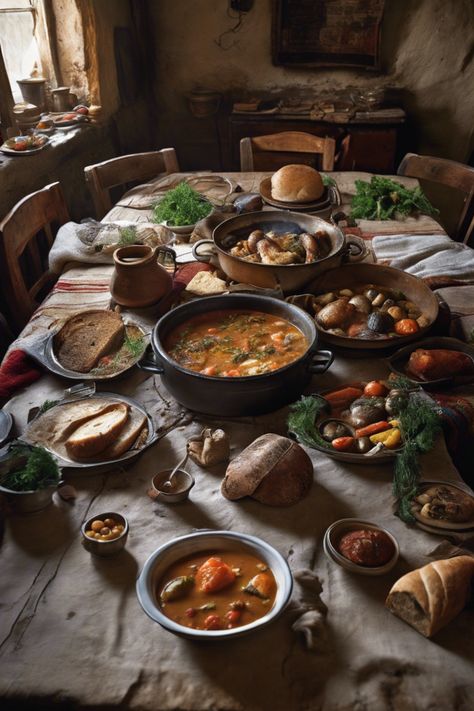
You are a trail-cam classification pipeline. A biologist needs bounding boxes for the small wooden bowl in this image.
[323,518,399,576]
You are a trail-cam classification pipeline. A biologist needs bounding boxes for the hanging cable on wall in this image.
[214,1,254,50]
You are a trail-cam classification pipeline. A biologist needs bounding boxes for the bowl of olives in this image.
[81,512,129,557]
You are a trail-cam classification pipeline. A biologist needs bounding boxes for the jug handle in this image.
[155,246,177,275]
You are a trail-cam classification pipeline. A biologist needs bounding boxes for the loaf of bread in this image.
[406,348,474,381]
[221,433,313,506]
[65,403,129,459]
[271,165,324,203]
[385,555,474,637]
[96,409,147,459]
[54,310,125,373]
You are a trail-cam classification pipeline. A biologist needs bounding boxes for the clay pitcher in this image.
[111,245,174,307]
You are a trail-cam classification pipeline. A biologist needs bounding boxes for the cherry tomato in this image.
[363,381,388,397]
[225,610,241,626]
[203,614,223,630]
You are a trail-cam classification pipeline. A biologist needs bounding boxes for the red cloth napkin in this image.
[0,349,42,400]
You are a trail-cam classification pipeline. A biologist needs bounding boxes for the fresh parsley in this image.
[351,176,439,221]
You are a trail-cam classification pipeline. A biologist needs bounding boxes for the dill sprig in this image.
[152,182,213,226]
[1,442,60,492]
[124,333,145,358]
[351,176,439,221]
[118,225,138,247]
[287,395,331,450]
[393,395,441,523]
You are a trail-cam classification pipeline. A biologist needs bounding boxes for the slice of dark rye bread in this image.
[54,310,125,373]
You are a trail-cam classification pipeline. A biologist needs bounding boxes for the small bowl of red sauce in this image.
[323,518,399,575]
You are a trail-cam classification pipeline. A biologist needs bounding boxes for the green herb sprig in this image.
[393,396,441,523]
[287,395,331,450]
[118,226,138,247]
[152,183,213,226]
[351,176,439,221]
[1,443,60,492]
[124,333,145,359]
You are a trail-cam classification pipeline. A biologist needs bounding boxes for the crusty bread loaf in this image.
[54,310,125,373]
[221,433,313,506]
[385,555,474,637]
[65,403,129,459]
[406,349,474,381]
[95,409,147,459]
[271,165,324,203]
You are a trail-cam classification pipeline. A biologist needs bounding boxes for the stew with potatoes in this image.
[164,310,308,377]
[157,550,277,631]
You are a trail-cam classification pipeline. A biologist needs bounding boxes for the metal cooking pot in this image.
[192,210,367,293]
[138,294,333,416]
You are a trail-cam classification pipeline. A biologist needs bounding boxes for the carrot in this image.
[196,557,236,593]
[331,436,355,451]
[324,386,363,404]
[355,421,391,438]
[225,369,241,377]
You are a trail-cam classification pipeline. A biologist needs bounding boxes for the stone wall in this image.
[148,0,474,170]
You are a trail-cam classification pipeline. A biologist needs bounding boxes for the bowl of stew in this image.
[138,293,333,416]
[136,530,293,639]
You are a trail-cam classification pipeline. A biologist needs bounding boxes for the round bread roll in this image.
[221,433,313,506]
[271,164,324,203]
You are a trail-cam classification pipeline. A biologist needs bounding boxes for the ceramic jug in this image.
[110,245,174,307]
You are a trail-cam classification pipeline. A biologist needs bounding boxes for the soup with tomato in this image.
[157,550,277,631]
[164,310,308,377]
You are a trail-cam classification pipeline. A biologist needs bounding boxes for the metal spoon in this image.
[160,447,189,490]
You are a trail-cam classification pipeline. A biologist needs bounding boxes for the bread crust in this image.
[385,555,474,637]
[271,165,324,203]
[65,403,129,459]
[221,433,313,506]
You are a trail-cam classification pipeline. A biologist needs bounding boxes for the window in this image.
[0,1,44,102]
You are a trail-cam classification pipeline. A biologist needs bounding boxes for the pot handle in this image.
[308,349,334,375]
[137,346,165,375]
[191,239,216,264]
[343,235,368,263]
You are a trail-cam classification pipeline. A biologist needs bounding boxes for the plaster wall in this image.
[149,0,474,169]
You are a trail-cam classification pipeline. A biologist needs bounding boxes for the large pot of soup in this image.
[192,210,367,293]
[139,294,333,416]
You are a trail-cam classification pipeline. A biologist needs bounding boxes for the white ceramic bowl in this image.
[323,518,399,576]
[136,530,293,639]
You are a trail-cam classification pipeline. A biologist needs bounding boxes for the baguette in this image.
[65,404,129,459]
[385,555,474,637]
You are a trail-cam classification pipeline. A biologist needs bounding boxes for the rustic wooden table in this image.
[1,171,473,711]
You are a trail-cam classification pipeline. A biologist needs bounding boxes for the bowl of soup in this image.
[138,294,333,416]
[136,530,293,639]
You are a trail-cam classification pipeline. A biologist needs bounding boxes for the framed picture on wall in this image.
[272,0,385,70]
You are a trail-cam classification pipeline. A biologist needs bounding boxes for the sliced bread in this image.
[54,310,125,373]
[96,409,147,459]
[65,403,129,459]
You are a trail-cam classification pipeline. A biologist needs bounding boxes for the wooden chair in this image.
[397,153,474,245]
[84,148,180,219]
[0,182,70,333]
[240,131,336,172]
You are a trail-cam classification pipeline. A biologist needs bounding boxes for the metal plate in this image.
[388,337,474,389]
[22,390,157,470]
[1,135,49,155]
[24,318,149,382]
[0,410,13,446]
[411,480,474,532]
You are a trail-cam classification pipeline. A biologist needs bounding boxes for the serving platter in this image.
[22,388,157,470]
[0,134,49,155]
[52,112,90,127]
[410,480,474,532]
[259,177,341,212]
[24,318,149,382]
[388,337,474,389]
[291,380,415,464]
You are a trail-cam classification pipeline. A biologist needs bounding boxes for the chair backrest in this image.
[84,148,180,219]
[0,182,70,332]
[240,131,336,172]
[397,153,474,244]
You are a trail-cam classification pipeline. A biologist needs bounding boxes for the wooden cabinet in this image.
[228,113,406,173]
